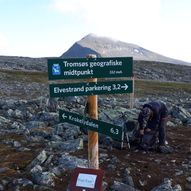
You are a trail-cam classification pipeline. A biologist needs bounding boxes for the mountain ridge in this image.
[1,34,191,83]
[62,34,191,66]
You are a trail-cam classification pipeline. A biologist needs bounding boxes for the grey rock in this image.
[187,118,191,125]
[0,167,9,173]
[110,156,120,164]
[33,185,53,191]
[167,121,176,127]
[139,179,147,186]
[13,141,22,148]
[0,179,9,188]
[27,150,47,169]
[100,153,109,160]
[12,178,33,187]
[102,181,108,191]
[33,112,59,124]
[46,98,58,112]
[25,121,46,129]
[27,135,47,143]
[31,165,43,175]
[107,164,116,170]
[29,128,52,139]
[49,138,83,152]
[51,166,66,177]
[35,172,55,187]
[53,123,81,140]
[111,181,139,191]
[61,96,82,104]
[173,185,182,191]
[0,115,10,124]
[10,121,25,130]
[7,109,14,117]
[0,184,4,191]
[58,154,88,170]
[123,168,135,187]
[151,178,182,191]
[18,147,31,152]
[0,99,16,110]
[14,109,24,119]
[170,106,191,124]
[186,177,191,183]
[175,170,184,176]
[50,135,62,141]
[44,155,54,166]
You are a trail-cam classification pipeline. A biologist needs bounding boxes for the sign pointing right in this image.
[50,80,133,97]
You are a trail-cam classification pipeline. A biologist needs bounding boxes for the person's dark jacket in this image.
[138,101,168,130]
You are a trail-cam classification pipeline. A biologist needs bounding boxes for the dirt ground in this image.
[0,126,191,191]
[0,70,191,190]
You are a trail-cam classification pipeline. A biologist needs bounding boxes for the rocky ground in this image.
[0,67,191,191]
[1,56,191,83]
[0,95,191,191]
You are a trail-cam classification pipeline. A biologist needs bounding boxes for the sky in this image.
[0,0,191,63]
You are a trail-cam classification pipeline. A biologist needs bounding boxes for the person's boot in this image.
[158,144,174,153]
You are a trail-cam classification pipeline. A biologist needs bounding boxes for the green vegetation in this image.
[135,80,191,97]
[0,69,48,83]
[1,69,191,99]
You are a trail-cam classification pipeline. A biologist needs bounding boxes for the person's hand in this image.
[145,128,151,132]
[139,129,144,135]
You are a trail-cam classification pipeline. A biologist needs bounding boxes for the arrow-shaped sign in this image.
[121,84,128,90]
[62,113,67,120]
[59,110,124,141]
[49,80,133,97]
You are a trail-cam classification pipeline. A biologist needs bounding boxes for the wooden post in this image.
[86,54,99,169]
[129,76,134,109]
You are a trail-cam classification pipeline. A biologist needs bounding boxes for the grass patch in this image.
[1,69,191,99]
[0,69,48,83]
[135,80,191,97]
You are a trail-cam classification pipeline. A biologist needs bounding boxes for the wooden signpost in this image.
[86,54,99,169]
[48,55,133,174]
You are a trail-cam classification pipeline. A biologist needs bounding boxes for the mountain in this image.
[1,34,191,82]
[62,34,191,66]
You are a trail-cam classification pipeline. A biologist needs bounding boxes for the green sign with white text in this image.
[59,110,123,141]
[48,57,133,80]
[49,80,133,97]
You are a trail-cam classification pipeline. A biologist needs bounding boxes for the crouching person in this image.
[138,101,173,153]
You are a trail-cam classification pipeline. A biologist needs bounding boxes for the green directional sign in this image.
[48,57,133,80]
[59,110,123,141]
[49,80,133,97]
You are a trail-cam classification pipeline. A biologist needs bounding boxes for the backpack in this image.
[139,131,158,151]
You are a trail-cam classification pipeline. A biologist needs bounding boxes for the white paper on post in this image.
[76,173,97,188]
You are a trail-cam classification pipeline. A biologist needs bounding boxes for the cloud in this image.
[49,0,161,40]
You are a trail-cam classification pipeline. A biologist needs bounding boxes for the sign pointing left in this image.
[59,110,123,141]
[62,113,67,120]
